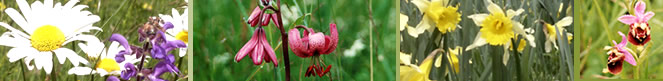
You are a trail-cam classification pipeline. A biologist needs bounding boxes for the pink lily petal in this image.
[261,29,278,66]
[261,14,271,26]
[235,28,260,62]
[271,14,280,27]
[618,15,637,25]
[321,23,338,54]
[289,28,311,57]
[253,29,265,65]
[308,33,326,53]
[248,7,263,27]
[634,1,646,16]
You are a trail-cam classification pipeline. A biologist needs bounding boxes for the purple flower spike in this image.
[106,76,120,81]
[110,34,133,55]
[163,22,174,30]
[121,63,137,80]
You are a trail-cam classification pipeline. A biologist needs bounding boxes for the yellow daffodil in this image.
[400,52,436,81]
[466,0,535,51]
[412,0,461,35]
[435,46,463,74]
[543,17,573,52]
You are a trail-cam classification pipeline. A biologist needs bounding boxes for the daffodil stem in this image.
[512,38,524,81]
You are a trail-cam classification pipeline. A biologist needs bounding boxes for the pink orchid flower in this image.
[235,28,278,66]
[288,23,338,58]
[618,1,654,46]
[607,32,636,74]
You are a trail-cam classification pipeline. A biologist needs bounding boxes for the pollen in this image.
[31,25,65,51]
[176,30,188,43]
[96,58,120,72]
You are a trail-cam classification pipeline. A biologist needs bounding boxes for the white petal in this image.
[37,52,53,74]
[486,0,504,14]
[179,48,187,57]
[5,8,32,34]
[502,44,510,65]
[545,40,553,53]
[16,0,32,25]
[554,17,573,27]
[7,47,38,62]
[44,0,53,8]
[400,13,408,31]
[97,68,108,76]
[466,32,488,51]
[468,14,489,26]
[507,9,524,18]
[68,67,94,75]
[411,0,430,13]
[24,53,35,70]
[53,49,69,65]
[0,32,30,47]
[64,35,100,45]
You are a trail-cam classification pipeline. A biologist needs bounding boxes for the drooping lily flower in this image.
[288,23,338,58]
[618,1,654,46]
[288,23,338,77]
[605,32,636,74]
[235,27,279,66]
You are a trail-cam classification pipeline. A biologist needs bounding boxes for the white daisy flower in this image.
[0,0,101,74]
[68,38,141,76]
[159,8,188,57]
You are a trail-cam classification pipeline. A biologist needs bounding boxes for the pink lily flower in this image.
[607,32,636,74]
[618,1,654,46]
[288,23,338,58]
[235,28,278,66]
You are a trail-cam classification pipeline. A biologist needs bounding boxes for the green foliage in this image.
[193,0,396,81]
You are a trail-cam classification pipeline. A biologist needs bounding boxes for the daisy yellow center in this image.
[545,24,556,40]
[426,1,461,34]
[31,25,65,51]
[96,58,120,72]
[176,30,188,43]
[480,12,514,45]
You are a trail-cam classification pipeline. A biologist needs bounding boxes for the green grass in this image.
[0,0,188,80]
[192,0,396,81]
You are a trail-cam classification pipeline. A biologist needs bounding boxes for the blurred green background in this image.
[193,0,396,81]
[0,0,188,80]
[576,0,663,79]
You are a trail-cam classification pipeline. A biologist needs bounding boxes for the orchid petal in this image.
[618,15,637,25]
